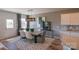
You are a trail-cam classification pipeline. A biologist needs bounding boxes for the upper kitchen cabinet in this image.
[70,13,79,25]
[61,14,70,25]
[61,13,79,25]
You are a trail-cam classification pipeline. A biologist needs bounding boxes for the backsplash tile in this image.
[61,25,79,31]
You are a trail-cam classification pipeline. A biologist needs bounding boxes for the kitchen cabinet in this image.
[61,13,79,25]
[61,33,79,49]
[70,13,79,25]
[61,14,70,25]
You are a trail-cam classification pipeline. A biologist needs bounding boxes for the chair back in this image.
[26,31,33,39]
[20,30,26,37]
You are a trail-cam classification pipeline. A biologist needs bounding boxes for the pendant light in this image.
[27,9,35,21]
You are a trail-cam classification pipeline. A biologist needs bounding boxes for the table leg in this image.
[34,36,37,43]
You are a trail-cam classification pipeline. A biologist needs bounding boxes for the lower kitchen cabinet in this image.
[61,34,79,49]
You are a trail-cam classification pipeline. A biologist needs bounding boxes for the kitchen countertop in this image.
[59,30,79,37]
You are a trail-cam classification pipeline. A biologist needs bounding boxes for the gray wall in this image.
[0,10,18,40]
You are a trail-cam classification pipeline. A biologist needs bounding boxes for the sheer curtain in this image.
[21,18,27,29]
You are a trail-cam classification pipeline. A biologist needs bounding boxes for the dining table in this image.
[31,31,42,43]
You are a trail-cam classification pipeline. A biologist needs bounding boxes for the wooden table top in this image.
[31,31,42,36]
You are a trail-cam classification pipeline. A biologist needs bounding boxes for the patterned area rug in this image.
[15,37,54,50]
[0,36,71,50]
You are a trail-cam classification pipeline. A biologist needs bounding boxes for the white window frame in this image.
[6,19,14,29]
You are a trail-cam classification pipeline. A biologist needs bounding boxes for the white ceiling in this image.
[0,8,69,15]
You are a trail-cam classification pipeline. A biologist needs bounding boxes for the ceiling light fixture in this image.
[27,9,35,21]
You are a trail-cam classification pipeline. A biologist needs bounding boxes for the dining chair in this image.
[26,31,34,43]
[20,30,26,39]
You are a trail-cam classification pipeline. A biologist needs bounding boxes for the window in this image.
[36,18,41,28]
[29,21,36,29]
[42,17,45,21]
[6,19,14,28]
[21,18,27,28]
